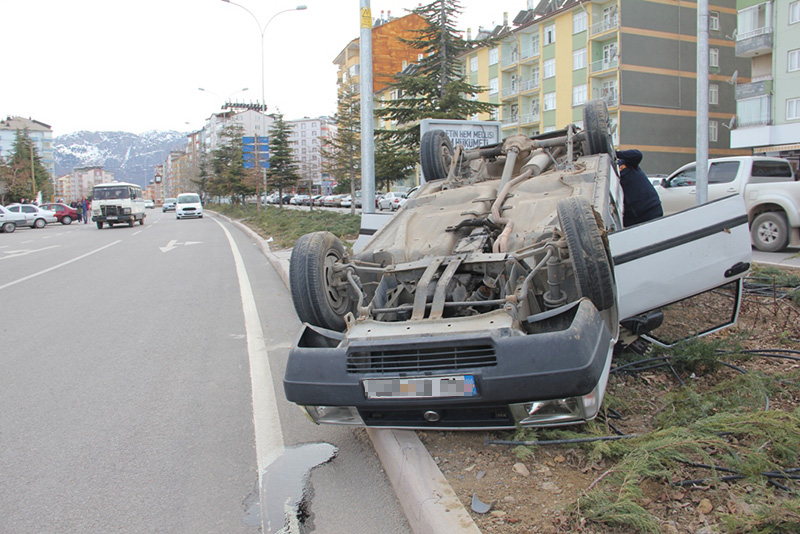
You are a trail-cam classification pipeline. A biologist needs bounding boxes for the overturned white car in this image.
[283,100,752,429]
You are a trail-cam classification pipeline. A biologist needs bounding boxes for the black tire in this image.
[140,217,145,225]
[557,197,615,311]
[2,222,15,233]
[96,221,103,229]
[420,129,454,181]
[34,218,46,229]
[582,99,615,158]
[128,219,135,227]
[751,212,789,252]
[290,231,355,331]
[62,216,73,225]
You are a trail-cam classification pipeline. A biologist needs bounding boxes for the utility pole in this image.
[696,0,710,204]
[30,138,36,199]
[359,0,376,214]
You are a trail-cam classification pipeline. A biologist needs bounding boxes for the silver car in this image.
[0,205,27,233]
[4,204,58,228]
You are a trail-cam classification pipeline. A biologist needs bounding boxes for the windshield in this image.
[177,194,200,203]
[94,187,131,200]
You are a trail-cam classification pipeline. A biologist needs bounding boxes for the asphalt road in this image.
[0,211,409,534]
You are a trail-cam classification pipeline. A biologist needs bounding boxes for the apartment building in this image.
[61,166,114,201]
[464,0,750,174]
[0,116,55,180]
[730,0,800,170]
[287,117,336,194]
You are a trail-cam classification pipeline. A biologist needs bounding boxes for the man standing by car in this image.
[82,198,89,224]
[617,149,663,227]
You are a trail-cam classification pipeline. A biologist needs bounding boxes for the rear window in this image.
[750,161,794,183]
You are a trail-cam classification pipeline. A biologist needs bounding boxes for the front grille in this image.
[347,344,496,374]
[101,205,120,216]
[360,406,514,427]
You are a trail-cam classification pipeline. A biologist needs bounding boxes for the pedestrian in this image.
[617,149,663,227]
[81,198,89,224]
[76,201,84,223]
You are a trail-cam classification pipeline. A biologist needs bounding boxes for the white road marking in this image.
[211,217,284,472]
[159,240,203,252]
[1,245,61,260]
[0,240,121,291]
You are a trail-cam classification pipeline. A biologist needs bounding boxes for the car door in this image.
[608,194,751,326]
[706,160,742,202]
[657,164,697,215]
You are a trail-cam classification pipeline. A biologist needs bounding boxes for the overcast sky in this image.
[2,0,527,136]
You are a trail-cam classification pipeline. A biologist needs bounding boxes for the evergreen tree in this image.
[207,124,255,205]
[0,129,51,202]
[374,138,416,193]
[377,0,497,149]
[267,113,301,207]
[322,74,361,213]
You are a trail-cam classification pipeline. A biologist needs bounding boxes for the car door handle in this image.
[726,188,737,193]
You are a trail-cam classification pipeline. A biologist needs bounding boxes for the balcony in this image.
[735,27,773,58]
[501,116,519,127]
[592,89,618,108]
[520,79,540,93]
[590,16,618,38]
[735,79,772,100]
[520,113,540,125]
[590,58,618,75]
[501,84,520,99]
[502,52,520,69]
[737,95,772,128]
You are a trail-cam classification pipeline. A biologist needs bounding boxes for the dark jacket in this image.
[617,150,663,227]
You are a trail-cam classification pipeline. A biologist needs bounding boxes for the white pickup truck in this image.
[657,156,799,252]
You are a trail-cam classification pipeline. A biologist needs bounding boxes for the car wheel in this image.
[1,222,15,233]
[290,231,355,331]
[96,221,103,229]
[557,196,615,311]
[140,217,145,225]
[62,216,72,225]
[582,99,615,159]
[751,212,789,252]
[420,129,454,181]
[34,218,46,229]
[128,219,135,227]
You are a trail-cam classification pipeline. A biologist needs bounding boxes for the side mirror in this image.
[660,178,669,188]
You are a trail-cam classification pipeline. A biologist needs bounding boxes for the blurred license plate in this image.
[106,216,117,220]
[363,375,477,399]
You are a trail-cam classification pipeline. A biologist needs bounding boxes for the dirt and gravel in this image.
[423,267,800,533]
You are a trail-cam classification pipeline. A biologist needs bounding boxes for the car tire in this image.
[2,222,15,233]
[582,99,615,159]
[557,196,615,311]
[420,129,454,181]
[290,231,355,332]
[62,216,73,225]
[128,219,135,227]
[34,218,46,229]
[96,222,103,229]
[751,211,789,252]
[140,217,145,225]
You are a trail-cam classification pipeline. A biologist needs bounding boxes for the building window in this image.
[470,55,478,72]
[544,24,555,45]
[573,10,587,34]
[788,98,800,120]
[709,47,719,68]
[490,108,499,121]
[791,1,800,24]
[489,47,499,65]
[544,92,557,111]
[709,12,720,31]
[543,58,556,79]
[789,49,800,72]
[573,48,587,70]
[572,84,587,107]
[709,84,719,105]
[709,120,719,142]
[489,77,499,95]
[531,34,540,56]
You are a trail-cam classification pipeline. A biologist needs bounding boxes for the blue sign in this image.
[242,135,269,168]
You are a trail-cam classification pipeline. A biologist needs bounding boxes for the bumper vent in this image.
[347,344,496,374]
[101,205,120,216]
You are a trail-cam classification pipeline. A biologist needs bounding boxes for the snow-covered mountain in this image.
[54,131,189,187]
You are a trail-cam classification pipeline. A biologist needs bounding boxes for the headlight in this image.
[123,208,131,214]
[303,406,364,425]
[511,382,603,426]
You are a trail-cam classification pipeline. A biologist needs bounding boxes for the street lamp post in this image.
[198,87,249,109]
[221,1,307,207]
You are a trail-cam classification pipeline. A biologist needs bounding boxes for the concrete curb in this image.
[217,213,480,534]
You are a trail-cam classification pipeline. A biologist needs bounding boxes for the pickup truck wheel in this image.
[420,129,453,181]
[557,197,615,311]
[751,212,789,252]
[128,219,135,227]
[582,99,615,159]
[34,218,46,229]
[62,216,73,225]
[290,231,355,331]
[2,222,15,233]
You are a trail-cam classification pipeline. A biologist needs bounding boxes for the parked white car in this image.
[377,191,407,211]
[657,156,799,252]
[4,204,57,228]
[0,205,28,233]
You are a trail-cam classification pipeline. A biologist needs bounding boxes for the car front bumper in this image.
[93,214,135,223]
[284,299,614,429]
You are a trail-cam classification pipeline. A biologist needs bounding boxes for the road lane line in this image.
[0,240,121,291]
[211,218,284,473]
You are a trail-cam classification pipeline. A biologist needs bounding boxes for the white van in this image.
[91,182,146,229]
